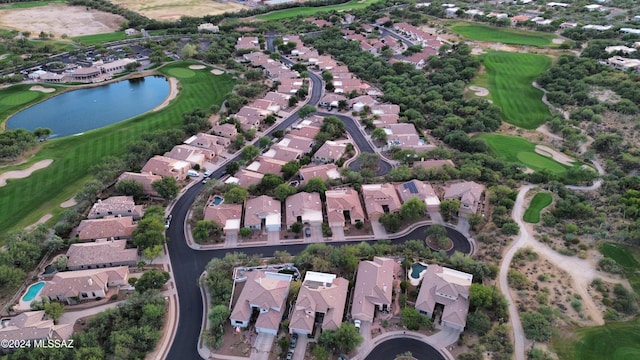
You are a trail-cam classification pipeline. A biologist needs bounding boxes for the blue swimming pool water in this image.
[410,263,427,279]
[212,196,224,206]
[22,281,45,302]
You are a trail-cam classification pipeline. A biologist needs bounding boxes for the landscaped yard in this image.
[256,0,381,21]
[449,22,558,47]
[0,62,235,238]
[483,51,551,129]
[523,192,552,223]
[477,133,568,174]
[553,317,640,360]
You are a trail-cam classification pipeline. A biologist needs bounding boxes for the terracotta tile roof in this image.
[66,239,137,269]
[361,183,402,219]
[0,311,73,343]
[298,164,341,185]
[415,265,472,329]
[444,181,485,208]
[41,266,129,300]
[290,272,349,334]
[141,155,190,179]
[244,195,281,228]
[314,141,348,163]
[325,187,365,226]
[117,172,161,196]
[285,192,323,227]
[88,196,143,219]
[76,216,136,241]
[233,169,264,188]
[203,201,243,230]
[351,257,395,322]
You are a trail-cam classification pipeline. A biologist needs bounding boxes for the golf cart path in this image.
[500,159,608,360]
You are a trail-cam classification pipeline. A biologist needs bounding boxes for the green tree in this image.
[206,305,231,349]
[400,307,423,330]
[143,244,164,264]
[115,179,145,199]
[401,197,427,221]
[258,173,285,193]
[319,322,363,354]
[135,270,171,293]
[0,265,25,288]
[379,213,402,233]
[439,199,461,221]
[151,177,180,200]
[291,222,303,234]
[281,161,301,179]
[466,310,491,334]
[193,220,221,242]
[257,136,273,149]
[298,105,316,118]
[371,128,388,142]
[274,183,297,201]
[44,302,64,323]
[226,161,240,175]
[241,145,259,161]
[469,283,493,309]
[225,186,248,204]
[521,312,552,342]
[303,178,327,195]
[239,227,252,238]
[358,153,380,170]
[74,179,103,204]
[132,216,166,250]
[33,127,52,139]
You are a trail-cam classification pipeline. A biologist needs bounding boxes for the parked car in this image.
[286,349,294,360]
[304,228,311,238]
[354,319,361,329]
[204,170,212,177]
[202,178,208,184]
[165,215,172,229]
[290,333,298,348]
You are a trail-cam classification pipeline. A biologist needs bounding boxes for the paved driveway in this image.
[251,333,275,360]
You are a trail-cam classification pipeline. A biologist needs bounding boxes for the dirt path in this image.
[0,159,53,186]
[25,214,53,230]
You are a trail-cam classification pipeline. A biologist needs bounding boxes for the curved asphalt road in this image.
[364,338,445,360]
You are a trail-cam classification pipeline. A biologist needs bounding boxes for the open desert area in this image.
[0,4,125,37]
[110,0,248,21]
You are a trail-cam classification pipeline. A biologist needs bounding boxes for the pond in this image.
[7,76,170,138]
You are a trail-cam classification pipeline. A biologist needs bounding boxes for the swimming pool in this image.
[410,263,427,279]
[22,281,45,302]
[211,195,224,206]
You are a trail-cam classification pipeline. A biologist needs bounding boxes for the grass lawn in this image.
[477,133,568,174]
[553,317,640,360]
[599,242,640,292]
[483,51,551,129]
[256,0,380,21]
[523,192,552,223]
[72,32,128,45]
[0,62,235,238]
[449,22,558,47]
[0,84,64,130]
[0,0,65,9]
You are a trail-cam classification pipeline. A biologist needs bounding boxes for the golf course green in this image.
[450,22,558,47]
[477,133,567,174]
[554,317,640,360]
[0,62,235,237]
[483,51,551,129]
[523,192,552,223]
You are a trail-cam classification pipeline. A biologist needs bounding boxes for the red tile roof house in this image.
[184,132,230,156]
[229,169,264,188]
[349,95,378,112]
[415,265,473,332]
[298,164,341,186]
[384,123,433,151]
[351,257,395,322]
[373,114,400,126]
[41,266,129,305]
[66,239,138,271]
[397,179,441,212]
[325,188,365,231]
[75,216,137,242]
[314,141,349,164]
[278,135,314,153]
[164,144,209,168]
[230,271,292,335]
[210,123,238,139]
[246,156,287,175]
[262,146,303,163]
[244,195,281,233]
[444,181,486,215]
[234,106,266,132]
[235,36,260,51]
[117,172,162,197]
[0,311,73,354]
[289,271,349,336]
[141,155,191,181]
[285,192,323,229]
[203,199,242,237]
[88,196,144,220]
[361,183,403,221]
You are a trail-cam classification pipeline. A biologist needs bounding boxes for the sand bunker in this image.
[552,38,565,44]
[26,214,53,230]
[468,86,489,97]
[0,159,53,187]
[30,85,55,93]
[60,197,77,208]
[153,77,179,111]
[189,65,206,70]
[535,145,575,166]
[211,69,225,75]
